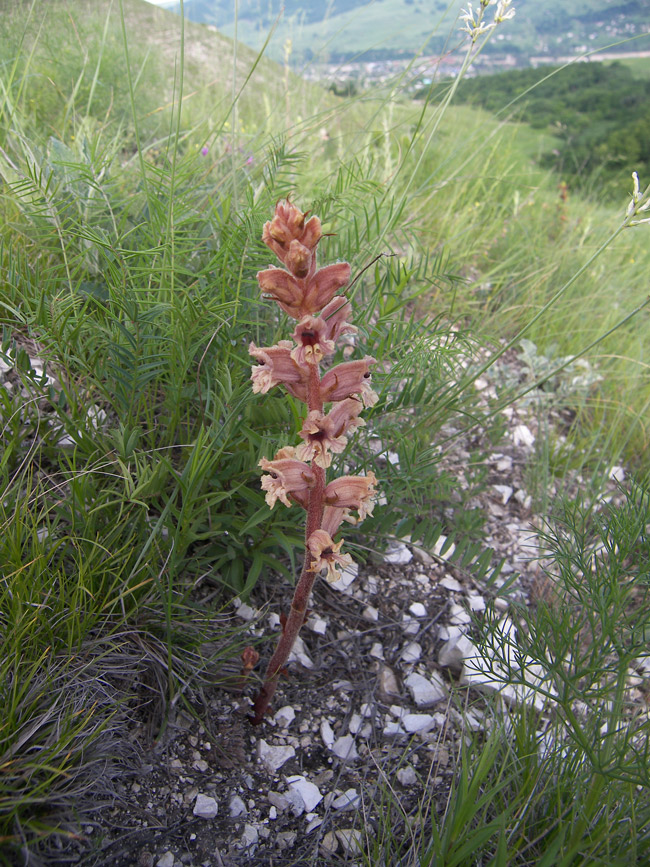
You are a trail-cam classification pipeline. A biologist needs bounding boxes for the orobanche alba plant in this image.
[248,201,378,724]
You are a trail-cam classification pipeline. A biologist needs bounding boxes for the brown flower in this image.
[262,201,322,271]
[321,296,357,343]
[296,399,365,468]
[320,356,378,406]
[307,529,354,583]
[249,341,309,401]
[290,316,336,367]
[259,454,315,508]
[324,471,378,520]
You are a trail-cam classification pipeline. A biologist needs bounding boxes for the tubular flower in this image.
[257,267,304,318]
[262,202,322,269]
[296,399,365,468]
[307,529,354,583]
[320,357,378,406]
[321,296,357,343]
[257,262,351,320]
[259,454,315,509]
[324,471,378,520]
[302,262,351,316]
[321,504,355,538]
[291,316,336,366]
[249,341,309,401]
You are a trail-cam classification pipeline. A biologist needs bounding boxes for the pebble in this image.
[378,665,401,700]
[404,672,447,706]
[384,541,413,565]
[403,713,436,733]
[336,828,364,855]
[383,721,407,737]
[320,720,335,748]
[401,641,422,663]
[192,794,218,819]
[409,602,427,617]
[236,603,257,621]
[467,594,486,612]
[257,739,295,774]
[268,791,289,813]
[412,545,435,566]
[493,484,514,504]
[286,775,323,815]
[362,605,379,622]
[397,766,418,786]
[440,575,462,592]
[329,561,359,592]
[305,814,322,833]
[512,424,535,447]
[332,788,360,809]
[307,615,328,634]
[239,824,258,848]
[287,635,314,669]
[401,614,420,636]
[273,706,296,728]
[321,831,339,855]
[331,734,359,760]
[157,854,174,867]
[439,633,478,673]
[433,535,456,560]
[369,641,385,659]
[348,713,363,734]
[229,795,247,817]
[449,603,471,625]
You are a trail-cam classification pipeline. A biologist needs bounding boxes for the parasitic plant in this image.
[249,201,377,724]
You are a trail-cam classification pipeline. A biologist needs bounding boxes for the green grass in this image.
[1,0,650,861]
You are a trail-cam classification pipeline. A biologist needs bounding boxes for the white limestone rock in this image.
[397,765,418,786]
[274,706,296,728]
[404,672,447,707]
[286,775,323,815]
[403,713,436,733]
[331,734,359,760]
[400,641,422,664]
[193,793,218,819]
[384,541,413,565]
[332,788,360,810]
[329,561,359,593]
[229,795,247,817]
[320,720,335,748]
[257,739,295,774]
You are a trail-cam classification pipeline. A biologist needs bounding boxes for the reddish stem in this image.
[250,363,324,725]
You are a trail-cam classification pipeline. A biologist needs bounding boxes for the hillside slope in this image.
[168,0,650,62]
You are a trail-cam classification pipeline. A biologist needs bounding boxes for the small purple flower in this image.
[200,145,209,156]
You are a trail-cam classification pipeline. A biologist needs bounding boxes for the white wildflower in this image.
[460,3,496,41]
[626,171,650,226]
[494,0,516,23]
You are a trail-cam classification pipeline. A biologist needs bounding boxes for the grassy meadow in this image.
[1,0,650,863]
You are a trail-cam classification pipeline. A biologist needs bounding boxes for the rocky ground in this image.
[3,339,630,867]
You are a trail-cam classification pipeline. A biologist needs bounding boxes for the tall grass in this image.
[0,0,649,861]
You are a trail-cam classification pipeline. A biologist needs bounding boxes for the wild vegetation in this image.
[1,0,650,863]
[439,59,650,197]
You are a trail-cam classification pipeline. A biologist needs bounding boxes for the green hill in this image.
[168,0,650,63]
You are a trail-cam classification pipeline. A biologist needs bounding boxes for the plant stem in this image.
[250,363,325,724]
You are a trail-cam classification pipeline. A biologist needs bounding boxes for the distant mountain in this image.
[167,0,650,63]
